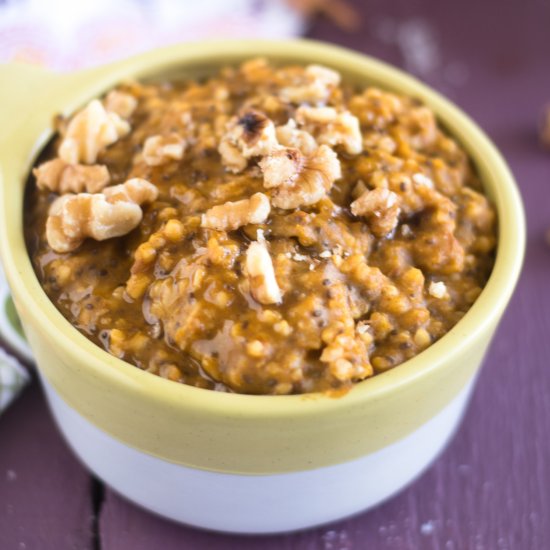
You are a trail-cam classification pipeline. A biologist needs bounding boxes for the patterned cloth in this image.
[0,0,305,414]
[0,348,29,415]
[0,264,32,415]
[0,0,304,70]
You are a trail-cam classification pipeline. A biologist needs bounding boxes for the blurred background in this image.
[0,1,549,549]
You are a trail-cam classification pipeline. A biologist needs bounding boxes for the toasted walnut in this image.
[104,90,138,119]
[265,145,342,209]
[33,158,110,194]
[296,106,363,155]
[143,133,186,166]
[280,64,341,104]
[275,119,317,155]
[351,188,401,237]
[259,147,304,189]
[46,178,158,253]
[217,140,247,173]
[201,192,271,231]
[245,240,282,304]
[58,100,130,164]
[218,110,278,173]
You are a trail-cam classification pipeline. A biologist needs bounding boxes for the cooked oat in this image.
[25,59,497,395]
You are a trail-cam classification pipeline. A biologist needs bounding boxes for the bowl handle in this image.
[0,63,64,145]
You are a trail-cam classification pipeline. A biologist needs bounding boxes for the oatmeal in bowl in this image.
[26,57,496,396]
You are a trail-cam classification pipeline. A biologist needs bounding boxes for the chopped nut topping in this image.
[428,281,447,299]
[276,119,318,155]
[351,188,401,237]
[280,64,341,104]
[259,147,304,189]
[218,109,278,173]
[33,158,110,194]
[245,240,282,304]
[296,106,363,155]
[412,173,434,188]
[217,140,247,173]
[266,145,342,209]
[296,105,339,124]
[201,192,271,231]
[143,133,186,166]
[104,90,138,119]
[58,99,131,164]
[46,178,158,253]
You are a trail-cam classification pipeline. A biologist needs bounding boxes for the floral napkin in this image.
[0,348,30,415]
[0,264,31,415]
[0,0,304,69]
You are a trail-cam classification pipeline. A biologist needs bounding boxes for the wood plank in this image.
[0,379,94,550]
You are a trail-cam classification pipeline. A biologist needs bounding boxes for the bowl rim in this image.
[0,38,525,419]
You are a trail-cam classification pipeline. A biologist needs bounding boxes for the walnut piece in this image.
[104,90,138,119]
[58,99,131,164]
[46,178,158,253]
[245,240,282,304]
[218,110,278,173]
[296,106,363,155]
[259,147,304,189]
[201,192,271,231]
[351,187,401,237]
[263,145,342,209]
[33,158,110,194]
[276,119,317,155]
[280,64,341,104]
[143,133,186,166]
[428,280,448,299]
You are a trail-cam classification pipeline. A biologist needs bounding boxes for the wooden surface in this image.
[1,0,549,548]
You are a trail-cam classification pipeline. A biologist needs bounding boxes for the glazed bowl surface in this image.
[0,40,525,533]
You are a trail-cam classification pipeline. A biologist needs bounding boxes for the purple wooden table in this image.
[1,1,549,548]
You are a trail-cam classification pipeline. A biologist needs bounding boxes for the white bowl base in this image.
[40,375,474,534]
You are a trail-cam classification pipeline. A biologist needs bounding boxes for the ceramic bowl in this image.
[0,40,525,533]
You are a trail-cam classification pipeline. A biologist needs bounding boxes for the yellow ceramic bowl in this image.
[0,40,524,533]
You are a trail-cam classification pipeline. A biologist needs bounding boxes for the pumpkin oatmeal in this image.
[25,59,497,395]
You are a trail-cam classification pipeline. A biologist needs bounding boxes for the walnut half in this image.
[296,106,363,155]
[280,64,341,104]
[201,192,271,231]
[218,110,278,173]
[104,90,138,119]
[46,178,158,253]
[261,144,342,209]
[143,133,187,166]
[33,158,110,194]
[58,99,131,165]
